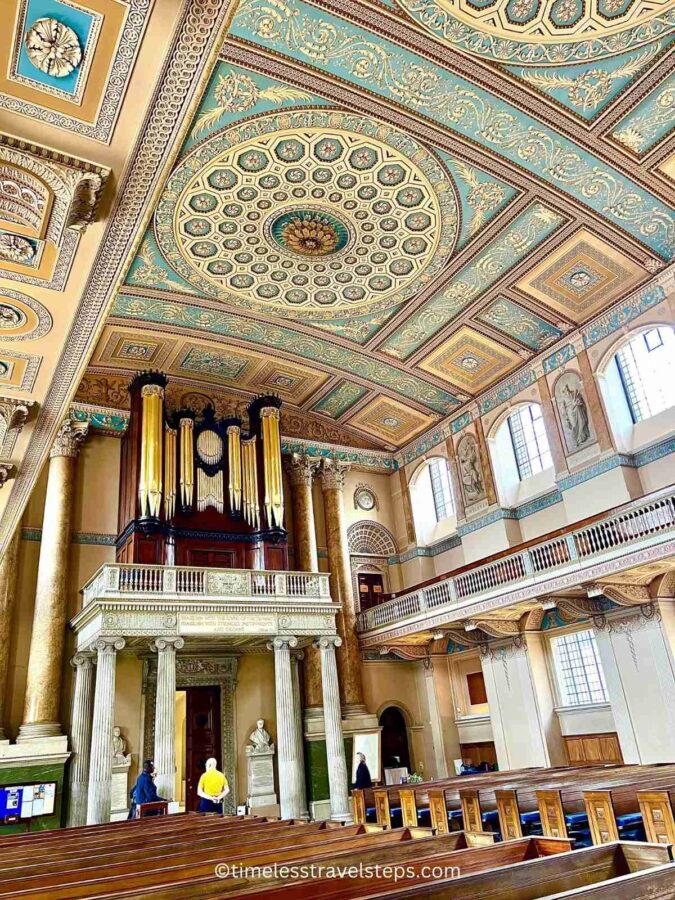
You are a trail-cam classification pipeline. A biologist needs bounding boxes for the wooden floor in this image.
[0,805,674,898]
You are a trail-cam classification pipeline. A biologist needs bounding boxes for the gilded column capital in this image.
[318,460,350,492]
[50,419,89,458]
[141,383,165,399]
[284,452,319,488]
[150,637,184,653]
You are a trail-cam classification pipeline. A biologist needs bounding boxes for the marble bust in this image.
[112,726,131,766]
[248,719,274,753]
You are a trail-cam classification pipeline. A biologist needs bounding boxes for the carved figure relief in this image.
[554,371,595,453]
[456,433,487,505]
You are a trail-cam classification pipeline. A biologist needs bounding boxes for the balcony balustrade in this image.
[82,565,331,606]
[357,486,675,636]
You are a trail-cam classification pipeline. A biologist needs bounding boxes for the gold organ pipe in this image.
[179,418,194,509]
[164,426,177,519]
[228,425,242,513]
[261,407,283,528]
[140,383,164,518]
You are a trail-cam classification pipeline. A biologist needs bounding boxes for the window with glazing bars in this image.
[615,327,675,423]
[552,629,608,706]
[507,404,553,480]
[429,458,454,522]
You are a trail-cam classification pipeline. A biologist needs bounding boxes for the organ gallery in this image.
[0,0,674,895]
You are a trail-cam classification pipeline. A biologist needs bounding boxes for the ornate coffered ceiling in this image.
[0,0,673,552]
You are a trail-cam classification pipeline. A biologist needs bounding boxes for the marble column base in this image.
[17,722,63,741]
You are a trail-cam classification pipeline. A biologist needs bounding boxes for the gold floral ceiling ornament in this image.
[0,233,35,263]
[24,18,82,78]
[273,210,348,257]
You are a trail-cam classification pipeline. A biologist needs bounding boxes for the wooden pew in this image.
[536,766,675,843]
[219,841,675,899]
[42,831,573,900]
[584,778,675,846]
[0,823,471,899]
[637,789,675,844]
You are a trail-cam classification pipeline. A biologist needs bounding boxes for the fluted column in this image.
[319,461,364,714]
[19,419,88,740]
[153,637,184,801]
[291,651,309,819]
[67,653,95,826]
[286,453,323,713]
[87,637,124,825]
[0,529,20,740]
[270,636,304,819]
[316,636,351,822]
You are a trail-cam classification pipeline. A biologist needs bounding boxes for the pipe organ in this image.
[117,372,287,569]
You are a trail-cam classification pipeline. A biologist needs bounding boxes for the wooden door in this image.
[357,573,385,610]
[184,548,237,569]
[185,686,221,812]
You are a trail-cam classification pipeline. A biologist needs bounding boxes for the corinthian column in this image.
[271,636,305,819]
[67,653,95,826]
[153,637,184,801]
[0,529,20,740]
[316,636,351,822]
[19,419,88,741]
[87,637,124,825]
[318,461,364,714]
[285,453,323,714]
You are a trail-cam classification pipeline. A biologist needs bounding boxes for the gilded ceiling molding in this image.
[232,0,674,215]
[0,287,52,340]
[0,395,34,458]
[0,136,109,289]
[0,0,238,557]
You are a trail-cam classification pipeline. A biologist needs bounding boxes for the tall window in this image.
[552,630,608,706]
[507,404,553,480]
[614,326,675,423]
[428,458,454,522]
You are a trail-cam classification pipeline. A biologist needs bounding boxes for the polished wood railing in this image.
[357,485,675,634]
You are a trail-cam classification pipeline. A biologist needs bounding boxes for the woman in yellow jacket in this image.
[197,757,229,813]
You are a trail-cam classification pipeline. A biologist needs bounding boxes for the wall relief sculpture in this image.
[554,371,595,454]
[456,433,487,506]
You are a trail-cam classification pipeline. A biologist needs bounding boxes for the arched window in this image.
[428,457,454,521]
[613,326,675,423]
[506,403,553,480]
[410,457,457,545]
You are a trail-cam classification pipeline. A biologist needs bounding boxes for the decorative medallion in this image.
[396,0,675,64]
[24,18,82,78]
[0,231,36,263]
[418,326,522,393]
[270,210,350,257]
[354,485,378,511]
[0,289,52,341]
[156,109,458,322]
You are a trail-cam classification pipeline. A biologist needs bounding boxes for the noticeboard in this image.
[0,782,57,819]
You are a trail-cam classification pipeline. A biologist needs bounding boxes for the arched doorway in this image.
[379,706,411,773]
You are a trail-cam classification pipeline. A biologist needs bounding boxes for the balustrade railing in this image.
[83,565,331,605]
[358,486,675,633]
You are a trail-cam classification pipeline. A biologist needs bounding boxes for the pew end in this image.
[637,790,675,845]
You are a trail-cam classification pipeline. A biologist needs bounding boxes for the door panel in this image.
[185,685,222,812]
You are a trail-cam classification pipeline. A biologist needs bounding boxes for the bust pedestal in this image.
[110,756,132,821]
[246,747,278,816]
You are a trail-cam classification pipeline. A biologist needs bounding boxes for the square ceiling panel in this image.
[95,328,176,369]
[418,325,522,394]
[515,230,645,322]
[347,397,435,446]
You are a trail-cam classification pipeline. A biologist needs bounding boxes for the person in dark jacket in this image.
[127,759,165,819]
[353,752,373,789]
